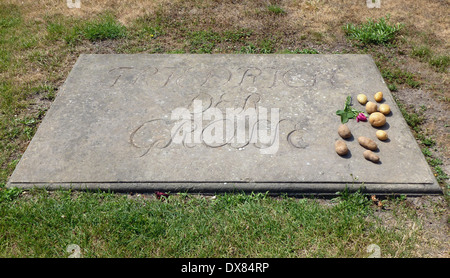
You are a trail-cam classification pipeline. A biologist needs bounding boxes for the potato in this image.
[365,101,378,114]
[363,150,380,163]
[358,136,378,151]
[376,130,388,141]
[335,140,349,156]
[374,91,383,102]
[357,94,368,105]
[379,104,390,115]
[369,112,386,127]
[338,124,352,139]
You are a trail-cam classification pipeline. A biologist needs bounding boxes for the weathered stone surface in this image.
[7,54,441,195]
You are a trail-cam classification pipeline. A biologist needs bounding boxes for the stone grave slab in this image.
[7,54,441,195]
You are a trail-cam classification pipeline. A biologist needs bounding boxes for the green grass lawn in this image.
[0,189,423,258]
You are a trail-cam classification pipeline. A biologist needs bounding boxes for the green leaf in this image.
[336,96,366,123]
[344,96,352,110]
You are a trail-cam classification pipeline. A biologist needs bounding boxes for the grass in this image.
[187,29,253,53]
[267,4,286,15]
[395,96,448,188]
[411,46,449,73]
[187,30,221,53]
[277,48,320,54]
[429,55,449,73]
[343,15,404,45]
[411,45,432,61]
[380,67,421,89]
[45,13,126,46]
[395,99,424,133]
[0,189,421,258]
[83,14,127,41]
[239,39,277,54]
[0,4,21,29]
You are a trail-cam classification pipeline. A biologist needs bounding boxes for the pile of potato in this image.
[335,91,391,163]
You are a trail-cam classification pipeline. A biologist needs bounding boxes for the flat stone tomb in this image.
[8,54,441,195]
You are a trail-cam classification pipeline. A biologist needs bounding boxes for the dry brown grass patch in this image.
[10,1,447,51]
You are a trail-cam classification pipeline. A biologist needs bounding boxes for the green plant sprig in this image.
[336,96,367,124]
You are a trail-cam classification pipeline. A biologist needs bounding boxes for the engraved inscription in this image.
[121,62,336,155]
[129,92,310,156]
[129,119,173,157]
[177,66,232,88]
[107,64,341,89]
